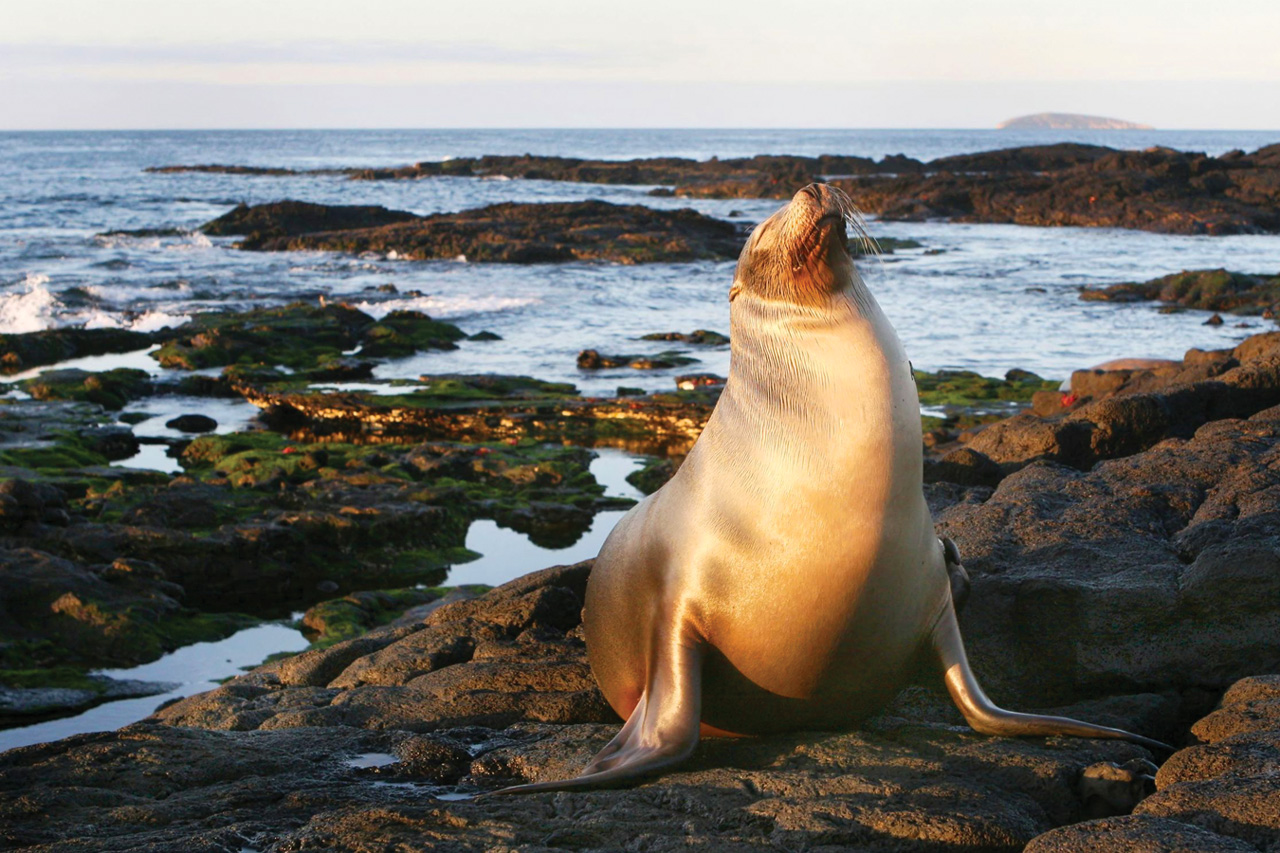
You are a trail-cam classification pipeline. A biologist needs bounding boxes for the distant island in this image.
[998,112,1154,130]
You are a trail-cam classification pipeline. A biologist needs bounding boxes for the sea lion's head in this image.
[730,183,866,306]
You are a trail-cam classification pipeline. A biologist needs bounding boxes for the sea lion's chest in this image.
[650,293,938,694]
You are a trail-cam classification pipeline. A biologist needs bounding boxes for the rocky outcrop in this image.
[0,327,152,374]
[962,333,1280,472]
[1027,675,1280,851]
[211,200,746,263]
[0,542,254,674]
[165,143,1280,234]
[1081,268,1280,314]
[152,302,465,370]
[832,145,1280,235]
[201,200,417,240]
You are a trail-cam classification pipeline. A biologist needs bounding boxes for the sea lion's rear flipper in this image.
[930,602,1172,753]
[489,637,704,794]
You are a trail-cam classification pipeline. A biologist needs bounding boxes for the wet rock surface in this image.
[213,199,746,263]
[0,561,1169,851]
[0,327,152,374]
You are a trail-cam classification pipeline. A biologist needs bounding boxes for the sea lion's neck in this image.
[721,277,921,466]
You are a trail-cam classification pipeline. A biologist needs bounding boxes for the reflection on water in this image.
[0,622,308,753]
[448,448,646,587]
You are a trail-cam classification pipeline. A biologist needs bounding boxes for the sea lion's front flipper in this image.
[930,600,1172,753]
[489,636,704,794]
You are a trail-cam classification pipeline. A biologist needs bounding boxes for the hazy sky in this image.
[3,0,1279,129]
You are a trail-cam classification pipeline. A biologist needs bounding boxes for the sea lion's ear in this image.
[728,281,743,302]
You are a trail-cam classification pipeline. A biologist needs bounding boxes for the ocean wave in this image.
[353,294,539,320]
[0,274,60,333]
[82,308,191,332]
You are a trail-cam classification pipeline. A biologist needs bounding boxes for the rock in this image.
[225,200,746,264]
[0,717,1153,852]
[20,367,152,410]
[964,334,1280,471]
[1078,758,1159,818]
[1080,269,1280,314]
[0,546,254,672]
[152,302,465,371]
[577,348,699,370]
[938,407,1280,705]
[833,145,1280,235]
[165,414,218,433]
[1205,312,1225,325]
[1025,815,1258,852]
[675,373,726,390]
[641,329,730,346]
[924,447,1004,488]
[467,330,502,341]
[201,200,417,239]
[0,327,152,374]
[162,146,1280,235]
[0,675,176,721]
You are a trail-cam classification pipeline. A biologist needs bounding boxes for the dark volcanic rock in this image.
[165,413,217,433]
[0,562,1166,852]
[938,405,1280,705]
[151,302,465,370]
[964,334,1280,471]
[200,200,416,241]
[0,545,252,673]
[0,715,1154,853]
[1081,268,1280,314]
[234,200,745,264]
[576,348,698,370]
[0,327,152,374]
[832,144,1280,235]
[1030,673,1280,851]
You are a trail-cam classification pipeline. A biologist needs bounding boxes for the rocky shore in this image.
[200,199,746,264]
[153,141,1280,235]
[3,303,1280,849]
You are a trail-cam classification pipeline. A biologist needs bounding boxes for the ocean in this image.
[4,127,1280,398]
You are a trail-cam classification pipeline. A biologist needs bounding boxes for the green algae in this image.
[20,368,152,411]
[914,368,1057,409]
[152,302,465,371]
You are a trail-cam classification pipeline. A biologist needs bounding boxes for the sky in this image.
[2,0,1279,129]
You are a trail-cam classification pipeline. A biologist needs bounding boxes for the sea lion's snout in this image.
[730,183,859,305]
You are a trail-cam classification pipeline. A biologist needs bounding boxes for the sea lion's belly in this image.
[585,446,947,735]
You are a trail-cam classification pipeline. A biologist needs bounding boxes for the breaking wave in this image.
[354,294,540,320]
[0,274,60,333]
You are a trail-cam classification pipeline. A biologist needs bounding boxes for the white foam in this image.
[0,274,60,333]
[81,309,190,332]
[353,294,538,320]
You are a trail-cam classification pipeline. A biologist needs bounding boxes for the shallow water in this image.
[447,447,646,586]
[3,129,1280,395]
[0,622,309,752]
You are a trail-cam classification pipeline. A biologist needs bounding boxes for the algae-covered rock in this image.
[0,327,152,374]
[1080,268,1280,314]
[20,367,152,410]
[0,546,255,674]
[152,302,464,371]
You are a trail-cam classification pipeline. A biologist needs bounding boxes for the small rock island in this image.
[998,112,1154,130]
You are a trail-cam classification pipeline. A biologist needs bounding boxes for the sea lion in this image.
[498,184,1166,794]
